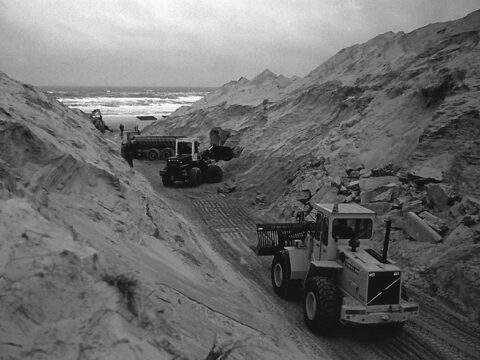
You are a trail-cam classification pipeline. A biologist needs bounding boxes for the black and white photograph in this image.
[0,1,479,359]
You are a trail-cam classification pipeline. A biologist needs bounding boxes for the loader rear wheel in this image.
[303,276,341,335]
[271,250,296,299]
[207,165,223,183]
[189,167,201,187]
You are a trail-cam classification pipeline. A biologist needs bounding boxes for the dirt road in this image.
[136,160,480,360]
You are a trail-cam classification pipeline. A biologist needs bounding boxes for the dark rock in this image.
[364,202,392,215]
[301,180,320,196]
[404,212,442,243]
[461,214,480,226]
[359,176,400,193]
[330,176,342,188]
[425,183,457,211]
[396,170,409,183]
[443,224,475,246]
[338,185,350,195]
[373,189,394,203]
[348,170,361,179]
[218,180,236,194]
[402,199,424,214]
[309,185,338,205]
[419,211,448,235]
[408,165,443,184]
[255,192,266,204]
[359,178,400,204]
[359,169,372,178]
[346,180,360,191]
[311,156,326,168]
[460,196,480,215]
[295,189,312,204]
[371,163,396,177]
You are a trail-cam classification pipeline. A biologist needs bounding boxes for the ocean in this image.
[41,86,214,130]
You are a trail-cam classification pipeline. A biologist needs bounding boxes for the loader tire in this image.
[162,174,173,186]
[385,321,405,332]
[207,164,223,183]
[271,250,296,299]
[189,167,202,187]
[303,276,341,335]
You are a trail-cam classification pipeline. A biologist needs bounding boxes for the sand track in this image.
[137,161,480,360]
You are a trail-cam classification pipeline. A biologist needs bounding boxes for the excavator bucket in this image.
[253,222,312,256]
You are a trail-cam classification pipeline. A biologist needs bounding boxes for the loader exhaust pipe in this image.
[382,220,391,264]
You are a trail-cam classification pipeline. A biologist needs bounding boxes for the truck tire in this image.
[303,276,341,335]
[271,250,297,299]
[147,149,159,161]
[206,164,223,183]
[160,147,174,160]
[162,174,173,186]
[189,167,201,187]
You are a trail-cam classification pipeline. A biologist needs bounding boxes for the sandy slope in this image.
[0,72,324,359]
[145,10,480,322]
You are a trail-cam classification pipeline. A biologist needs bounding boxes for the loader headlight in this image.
[369,273,375,277]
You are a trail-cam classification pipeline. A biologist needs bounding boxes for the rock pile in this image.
[276,160,480,322]
[279,160,479,242]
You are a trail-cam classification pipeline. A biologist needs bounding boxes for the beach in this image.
[43,85,214,132]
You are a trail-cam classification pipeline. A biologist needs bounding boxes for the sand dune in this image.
[145,9,480,322]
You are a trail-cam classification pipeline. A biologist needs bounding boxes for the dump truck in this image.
[254,203,419,335]
[121,134,183,161]
[159,137,233,186]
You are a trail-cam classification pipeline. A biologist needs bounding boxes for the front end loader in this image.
[254,202,419,335]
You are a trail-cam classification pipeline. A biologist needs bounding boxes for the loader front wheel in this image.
[271,250,296,299]
[206,164,223,183]
[162,174,173,186]
[189,167,202,187]
[303,276,341,335]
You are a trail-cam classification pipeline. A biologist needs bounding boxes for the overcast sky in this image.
[0,0,478,87]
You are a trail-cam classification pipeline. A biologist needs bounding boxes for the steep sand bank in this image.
[0,71,323,360]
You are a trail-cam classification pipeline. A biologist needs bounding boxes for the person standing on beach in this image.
[119,123,124,139]
[123,140,137,172]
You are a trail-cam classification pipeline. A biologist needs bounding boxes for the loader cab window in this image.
[314,213,330,246]
[178,142,192,155]
[314,213,322,240]
[332,218,372,240]
[321,217,329,246]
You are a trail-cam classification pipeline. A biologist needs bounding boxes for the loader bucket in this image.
[254,222,312,256]
[208,145,234,161]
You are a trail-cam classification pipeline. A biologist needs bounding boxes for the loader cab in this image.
[175,138,200,162]
[312,203,375,261]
